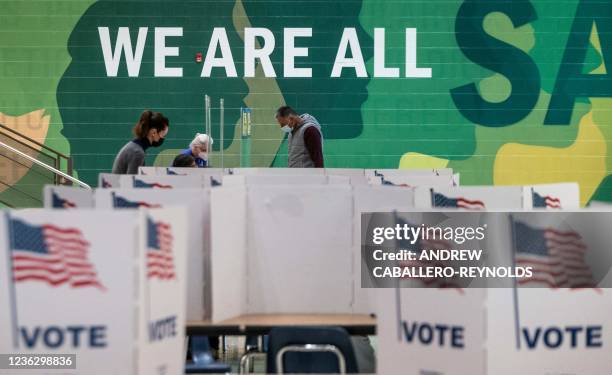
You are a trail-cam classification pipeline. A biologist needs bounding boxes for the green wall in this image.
[1,0,612,206]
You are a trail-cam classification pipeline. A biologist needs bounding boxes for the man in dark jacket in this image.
[275,106,324,168]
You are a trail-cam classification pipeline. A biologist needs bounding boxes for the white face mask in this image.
[198,152,208,161]
[280,125,292,134]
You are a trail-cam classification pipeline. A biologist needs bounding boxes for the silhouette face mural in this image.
[57,0,249,184]
[241,0,372,140]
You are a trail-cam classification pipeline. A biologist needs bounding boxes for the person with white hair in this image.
[179,133,213,167]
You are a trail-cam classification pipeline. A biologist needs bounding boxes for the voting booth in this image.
[352,186,416,313]
[377,289,486,375]
[227,167,326,176]
[98,173,120,188]
[485,211,611,373]
[415,186,524,210]
[118,175,208,189]
[368,174,457,188]
[210,185,355,321]
[375,211,612,374]
[524,183,580,210]
[43,186,94,209]
[365,168,454,177]
[96,188,211,320]
[221,174,349,186]
[375,211,487,374]
[138,166,224,178]
[486,212,612,373]
[0,208,187,375]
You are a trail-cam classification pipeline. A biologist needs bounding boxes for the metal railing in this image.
[0,123,73,185]
[0,140,90,190]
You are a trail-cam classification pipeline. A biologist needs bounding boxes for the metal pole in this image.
[240,107,243,167]
[0,140,91,189]
[205,95,211,165]
[220,98,224,168]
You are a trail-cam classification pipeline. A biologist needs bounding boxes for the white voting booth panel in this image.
[43,186,94,209]
[98,173,120,188]
[588,201,612,209]
[488,289,612,375]
[365,168,454,177]
[377,289,486,375]
[96,189,211,320]
[210,186,248,322]
[222,174,349,186]
[500,211,611,374]
[228,167,325,175]
[210,185,354,321]
[376,212,486,374]
[486,212,612,375]
[119,175,205,189]
[139,166,225,177]
[524,183,580,209]
[247,185,353,314]
[324,168,365,177]
[416,186,524,210]
[0,208,187,375]
[352,186,416,314]
[368,174,457,188]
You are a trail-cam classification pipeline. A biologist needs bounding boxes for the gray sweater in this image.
[111,139,149,174]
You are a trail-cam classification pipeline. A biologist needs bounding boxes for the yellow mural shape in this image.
[494,112,607,206]
[399,152,449,169]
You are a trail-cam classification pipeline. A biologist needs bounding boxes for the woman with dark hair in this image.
[111,110,169,174]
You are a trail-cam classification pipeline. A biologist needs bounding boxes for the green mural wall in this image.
[1,0,612,206]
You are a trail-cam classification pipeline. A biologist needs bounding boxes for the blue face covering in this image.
[280,125,292,133]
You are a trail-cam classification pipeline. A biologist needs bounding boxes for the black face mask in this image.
[151,137,165,147]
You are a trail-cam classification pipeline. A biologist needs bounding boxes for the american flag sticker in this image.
[112,193,161,208]
[134,177,172,189]
[9,218,105,290]
[512,219,594,288]
[51,192,76,209]
[146,217,175,280]
[532,190,562,209]
[432,191,486,210]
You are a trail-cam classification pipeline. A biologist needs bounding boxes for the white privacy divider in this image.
[119,175,206,189]
[138,166,224,176]
[228,167,326,175]
[352,186,416,314]
[365,168,454,177]
[222,174,349,186]
[453,173,461,186]
[368,174,457,188]
[0,208,187,375]
[98,173,121,188]
[246,185,354,314]
[524,183,580,209]
[209,185,354,320]
[415,186,524,210]
[488,288,612,375]
[210,186,248,322]
[376,211,612,374]
[378,289,486,375]
[588,201,612,208]
[486,212,612,374]
[324,168,365,177]
[43,185,94,209]
[328,175,352,184]
[95,188,211,320]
